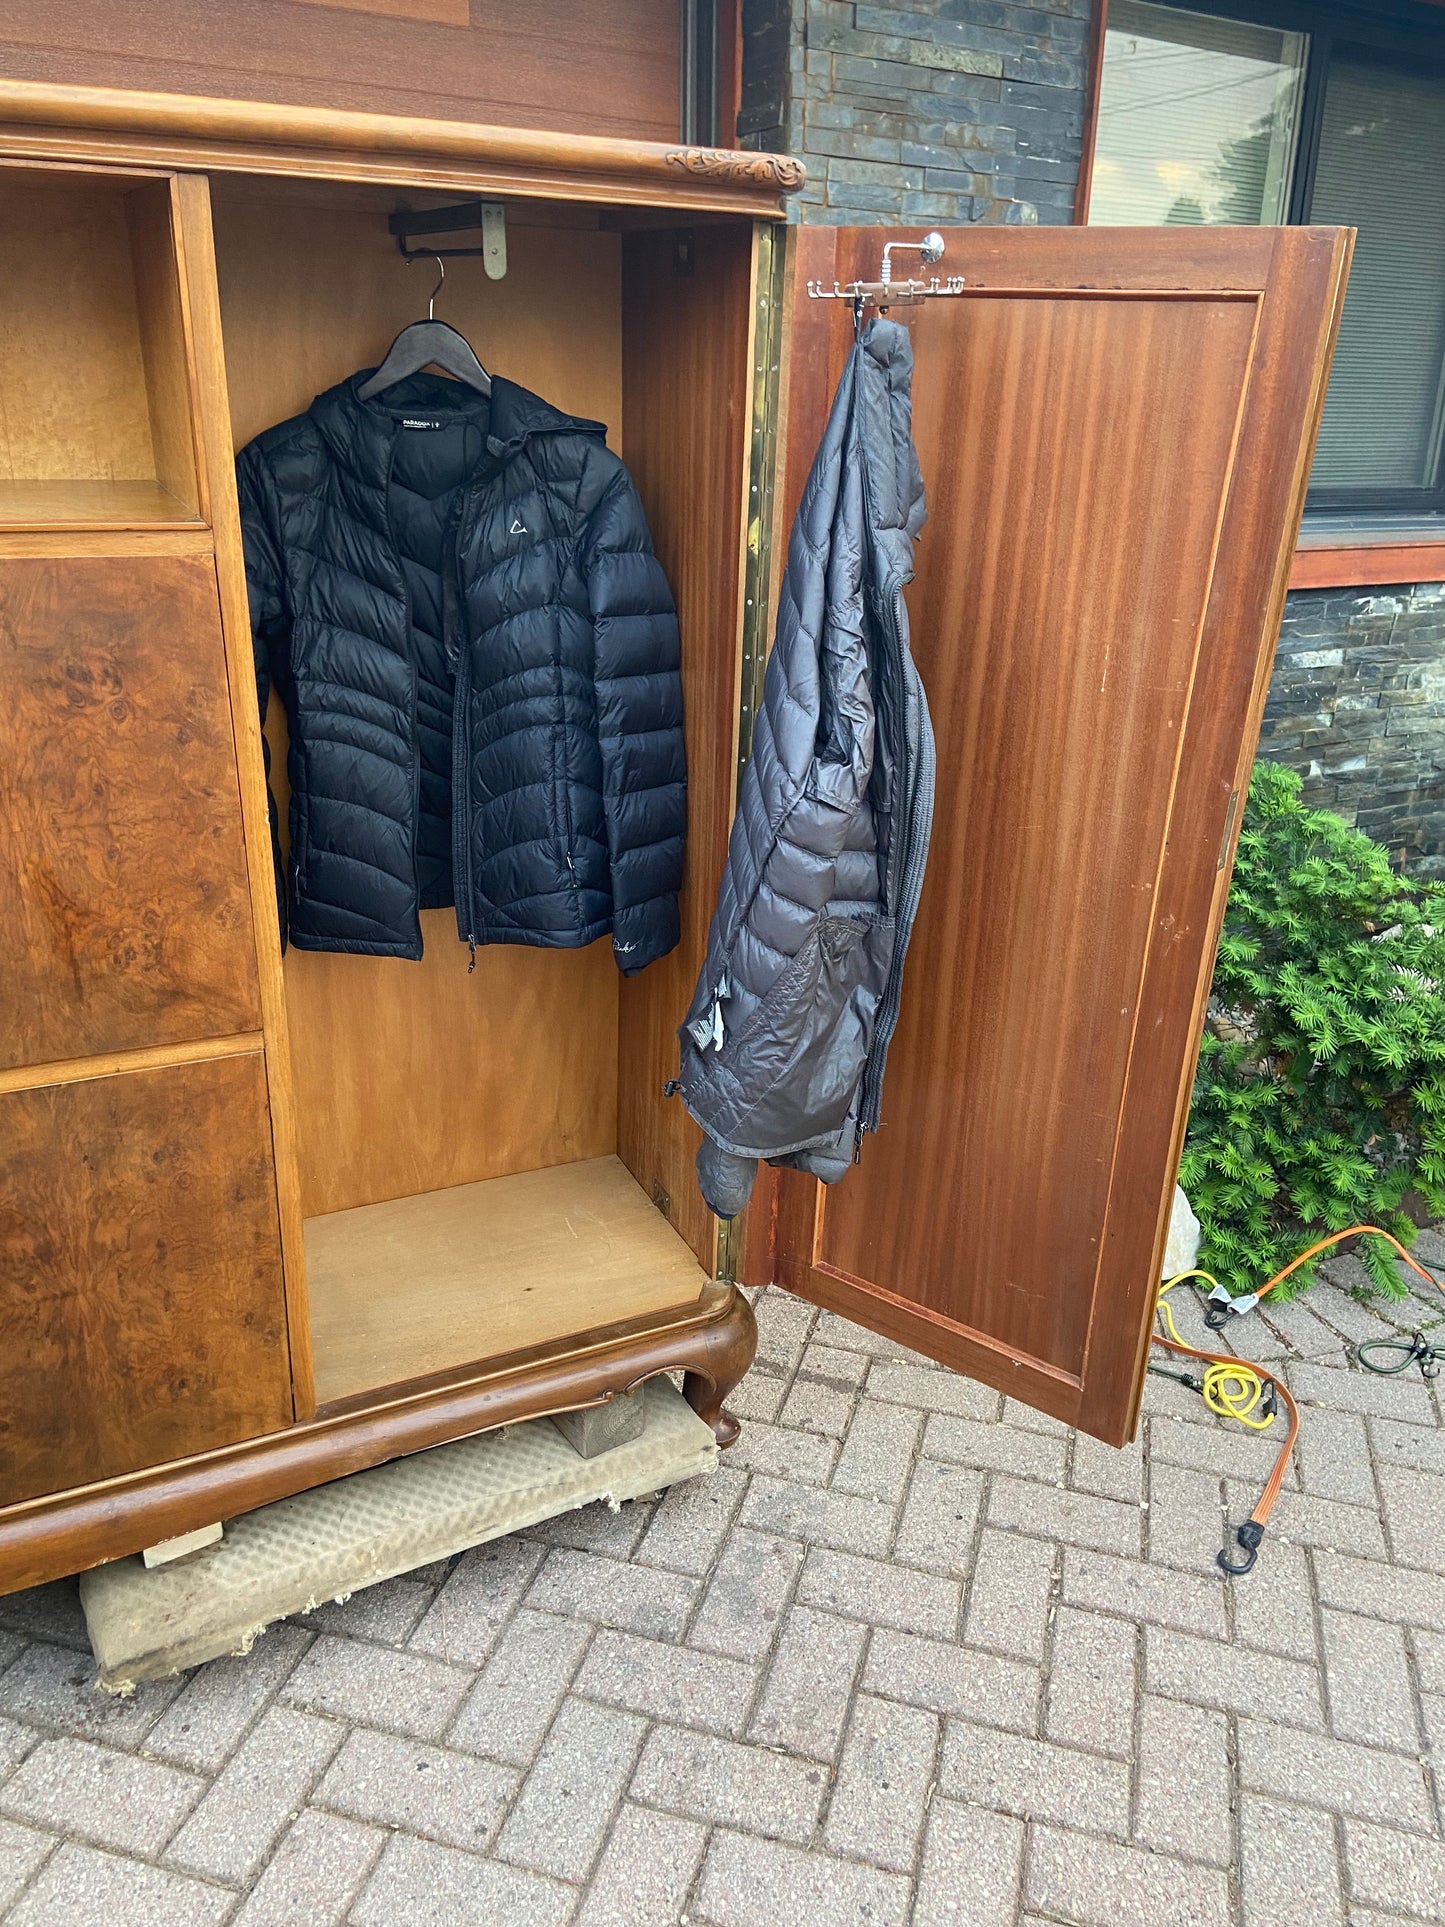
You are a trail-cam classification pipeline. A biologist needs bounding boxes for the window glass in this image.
[1307,54,1445,497]
[1090,0,1306,226]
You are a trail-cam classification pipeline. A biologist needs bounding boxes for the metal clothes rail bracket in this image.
[805,231,965,319]
[389,200,508,281]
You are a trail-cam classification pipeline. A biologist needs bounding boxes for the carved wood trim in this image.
[664,145,806,190]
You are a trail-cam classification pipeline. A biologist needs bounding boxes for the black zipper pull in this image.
[468,935,477,973]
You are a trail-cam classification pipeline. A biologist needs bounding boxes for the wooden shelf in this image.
[0,480,205,531]
[305,1155,710,1407]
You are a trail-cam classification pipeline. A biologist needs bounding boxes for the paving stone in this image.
[799,1546,961,1636]
[1146,1626,1325,1729]
[963,1528,1054,1658]
[447,1608,590,1766]
[1317,1552,1445,1632]
[939,1720,1130,1831]
[1241,1794,1345,1926]
[1044,1604,1136,1757]
[1238,1717,1435,1830]
[868,1362,1001,1419]
[831,1399,922,1503]
[1235,1482,1387,1559]
[694,1828,912,1927]
[781,1358,864,1438]
[1134,1694,1232,1869]
[0,1736,203,1857]
[314,1726,515,1852]
[282,1632,470,1740]
[1291,1360,1437,1426]
[689,1528,804,1660]
[1322,1610,1420,1751]
[728,1364,788,1423]
[1071,1432,1145,1504]
[813,1308,933,1365]
[1297,1407,1377,1506]
[747,1605,868,1760]
[1147,1458,1228,1570]
[741,1474,897,1556]
[1310,1279,1403,1347]
[912,1800,1023,1926]
[923,1413,1067,1482]
[575,1629,758,1736]
[1345,1820,1445,1923]
[353,1832,574,1926]
[576,1801,708,1927]
[892,1460,984,1575]
[886,1614,1026,1731]
[1002,1399,1072,1436]
[754,1289,817,1371]
[166,1704,341,1882]
[1026,1825,1232,1926]
[529,1494,657,1557]
[1149,1412,1296,1485]
[0,1642,181,1745]
[1369,1418,1445,1476]
[145,1623,312,1773]
[0,1584,89,1653]
[0,1631,23,1680]
[232,1808,386,1926]
[307,1572,436,1644]
[0,1716,36,1779]
[730,1420,839,1484]
[0,1818,55,1913]
[632,1723,826,1843]
[634,1462,747,1575]
[7,1841,233,1927]
[1143,1368,1217,1426]
[989,1473,1141,1556]
[1062,1546,1228,1640]
[525,1546,698,1639]
[1261,1293,1349,1360]
[1230,1537,1320,1662]
[824,1693,937,1871]
[496,1696,645,1880]
[1416,1628,1445,1695]
[1377,1464,1445,1574]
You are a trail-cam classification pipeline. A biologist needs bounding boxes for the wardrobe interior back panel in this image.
[211,182,625,1216]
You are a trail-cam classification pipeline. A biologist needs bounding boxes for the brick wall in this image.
[1259,583,1445,878]
[740,0,1445,877]
[738,0,1091,225]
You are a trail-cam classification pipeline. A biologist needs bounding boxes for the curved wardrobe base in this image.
[0,1282,756,1597]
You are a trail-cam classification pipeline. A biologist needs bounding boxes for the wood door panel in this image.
[0,556,262,1072]
[774,225,1351,1444]
[0,1051,292,1508]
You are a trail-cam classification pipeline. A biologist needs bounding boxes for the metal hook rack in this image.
[805,231,965,318]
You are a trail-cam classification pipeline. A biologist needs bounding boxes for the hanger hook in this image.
[409,251,446,320]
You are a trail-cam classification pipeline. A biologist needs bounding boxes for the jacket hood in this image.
[858,319,927,551]
[307,368,609,489]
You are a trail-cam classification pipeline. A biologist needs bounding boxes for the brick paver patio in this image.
[0,1245,1442,1925]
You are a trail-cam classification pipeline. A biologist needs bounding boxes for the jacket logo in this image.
[510,518,528,536]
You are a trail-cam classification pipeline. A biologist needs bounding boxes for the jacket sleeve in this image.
[581,451,687,975]
[235,441,291,950]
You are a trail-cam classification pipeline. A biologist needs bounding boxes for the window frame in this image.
[1077,0,1445,570]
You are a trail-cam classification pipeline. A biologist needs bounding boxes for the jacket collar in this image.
[307,369,608,488]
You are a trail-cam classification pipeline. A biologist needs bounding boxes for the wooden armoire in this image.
[0,9,1350,1596]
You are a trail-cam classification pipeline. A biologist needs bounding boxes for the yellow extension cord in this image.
[1157,1273,1276,1429]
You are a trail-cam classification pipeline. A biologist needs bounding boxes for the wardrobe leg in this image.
[681,1286,757,1448]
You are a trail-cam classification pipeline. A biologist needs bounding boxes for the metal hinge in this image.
[1217,789,1240,870]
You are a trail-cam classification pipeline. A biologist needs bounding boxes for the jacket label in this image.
[401,417,445,430]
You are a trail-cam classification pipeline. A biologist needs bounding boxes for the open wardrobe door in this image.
[769,222,1352,1447]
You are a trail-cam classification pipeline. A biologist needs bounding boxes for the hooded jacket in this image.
[238,368,686,972]
[679,319,935,1216]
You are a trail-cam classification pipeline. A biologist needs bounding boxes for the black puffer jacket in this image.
[238,369,686,971]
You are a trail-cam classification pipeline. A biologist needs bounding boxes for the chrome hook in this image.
[409,251,446,320]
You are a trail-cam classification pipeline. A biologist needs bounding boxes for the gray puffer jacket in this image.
[678,318,935,1217]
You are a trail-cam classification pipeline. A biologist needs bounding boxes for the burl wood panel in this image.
[616,223,756,1272]
[0,0,680,142]
[0,1052,292,1508]
[0,556,262,1072]
[211,188,628,1214]
[775,226,1350,1443]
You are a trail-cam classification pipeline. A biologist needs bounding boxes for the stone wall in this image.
[738,0,1091,225]
[1258,583,1445,878]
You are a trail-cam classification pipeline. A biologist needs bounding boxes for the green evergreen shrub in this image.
[1181,761,1445,1299]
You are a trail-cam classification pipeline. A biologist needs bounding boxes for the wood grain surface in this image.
[0,1052,292,1508]
[615,221,756,1274]
[0,1,680,141]
[774,224,1351,1445]
[306,1154,709,1405]
[0,554,262,1071]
